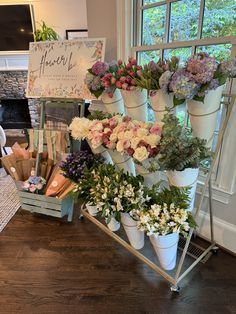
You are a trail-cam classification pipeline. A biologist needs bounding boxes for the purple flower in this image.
[91,61,108,76]
[186,53,218,84]
[220,58,236,78]
[169,69,199,100]
[85,73,102,91]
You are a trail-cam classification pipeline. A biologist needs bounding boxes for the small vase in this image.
[135,164,161,187]
[186,85,224,148]
[87,140,113,164]
[166,168,199,212]
[149,233,179,270]
[149,90,174,122]
[106,217,120,232]
[86,203,98,216]
[121,88,148,121]
[121,213,144,250]
[101,89,125,115]
[108,149,136,175]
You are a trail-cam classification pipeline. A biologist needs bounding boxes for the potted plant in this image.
[60,151,103,216]
[135,57,179,121]
[136,185,197,270]
[34,21,59,41]
[158,113,210,211]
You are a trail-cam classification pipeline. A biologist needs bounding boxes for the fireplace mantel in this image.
[0,53,29,71]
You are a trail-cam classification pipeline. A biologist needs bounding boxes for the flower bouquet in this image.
[136,185,196,270]
[158,113,210,211]
[135,57,179,121]
[22,175,46,194]
[114,58,148,121]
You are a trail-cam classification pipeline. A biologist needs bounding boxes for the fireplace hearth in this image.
[0,99,32,129]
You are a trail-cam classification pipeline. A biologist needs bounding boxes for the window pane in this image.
[163,47,192,66]
[143,0,164,5]
[137,50,161,65]
[170,0,200,42]
[142,5,166,45]
[196,44,232,61]
[202,0,236,38]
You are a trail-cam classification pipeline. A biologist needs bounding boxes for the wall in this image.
[86,0,117,62]
[0,0,87,39]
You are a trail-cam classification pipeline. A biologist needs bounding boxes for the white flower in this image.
[69,117,92,140]
[133,146,149,162]
[131,138,140,150]
[137,128,149,138]
[110,133,118,143]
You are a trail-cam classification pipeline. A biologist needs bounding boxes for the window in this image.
[117,0,236,200]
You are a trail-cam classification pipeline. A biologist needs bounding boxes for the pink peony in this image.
[150,125,162,136]
[116,81,122,89]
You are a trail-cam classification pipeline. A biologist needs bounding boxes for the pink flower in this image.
[126,63,132,70]
[111,77,116,84]
[118,69,124,76]
[126,147,135,156]
[106,141,115,149]
[120,76,126,83]
[123,139,131,149]
[150,125,162,136]
[108,92,113,98]
[109,117,118,127]
[116,81,122,88]
[129,58,137,66]
[128,71,135,77]
[137,69,143,77]
[122,83,128,90]
[118,59,123,66]
[29,185,37,193]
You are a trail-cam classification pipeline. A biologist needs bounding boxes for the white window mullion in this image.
[197,0,205,39]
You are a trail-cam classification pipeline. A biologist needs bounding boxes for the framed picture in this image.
[66,29,88,40]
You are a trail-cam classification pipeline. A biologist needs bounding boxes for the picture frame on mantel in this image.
[66,29,88,40]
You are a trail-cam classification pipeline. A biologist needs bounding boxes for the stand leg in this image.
[208,178,215,243]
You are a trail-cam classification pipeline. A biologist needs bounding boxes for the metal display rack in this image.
[80,93,236,292]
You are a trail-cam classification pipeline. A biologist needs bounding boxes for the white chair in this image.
[0,125,7,157]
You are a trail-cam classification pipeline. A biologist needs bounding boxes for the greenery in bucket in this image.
[87,110,113,121]
[158,113,211,171]
[134,184,197,237]
[84,164,147,222]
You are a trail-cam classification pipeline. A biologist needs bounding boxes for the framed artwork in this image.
[66,29,88,40]
[26,38,106,99]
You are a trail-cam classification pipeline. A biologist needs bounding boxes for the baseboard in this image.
[196,210,236,254]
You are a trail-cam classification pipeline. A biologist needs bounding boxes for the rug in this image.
[0,171,20,232]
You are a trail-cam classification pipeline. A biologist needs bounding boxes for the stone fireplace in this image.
[0,70,40,130]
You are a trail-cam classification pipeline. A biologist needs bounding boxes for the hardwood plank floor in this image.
[0,207,235,314]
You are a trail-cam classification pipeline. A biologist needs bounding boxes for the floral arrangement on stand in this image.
[135,184,196,270]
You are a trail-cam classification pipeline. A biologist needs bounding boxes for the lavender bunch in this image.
[60,151,103,183]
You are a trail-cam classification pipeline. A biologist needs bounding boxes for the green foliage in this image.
[87,110,113,121]
[158,113,211,171]
[34,21,59,41]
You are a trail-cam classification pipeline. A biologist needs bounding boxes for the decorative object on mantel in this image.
[66,29,88,40]
[34,21,59,41]
[0,172,20,232]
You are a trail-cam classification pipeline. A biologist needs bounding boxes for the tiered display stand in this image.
[80,93,236,291]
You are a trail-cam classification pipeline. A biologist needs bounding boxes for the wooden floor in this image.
[0,207,235,314]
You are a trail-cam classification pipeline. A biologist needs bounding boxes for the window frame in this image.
[116,0,236,203]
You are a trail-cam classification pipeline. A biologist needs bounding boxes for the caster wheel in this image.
[211,246,219,254]
[79,214,84,221]
[170,285,180,292]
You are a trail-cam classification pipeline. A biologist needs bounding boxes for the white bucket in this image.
[106,217,120,232]
[87,140,113,164]
[86,203,98,216]
[108,149,136,175]
[135,164,161,187]
[149,90,174,122]
[149,233,179,270]
[166,168,199,212]
[121,88,148,121]
[187,85,224,148]
[121,213,144,250]
[101,89,125,115]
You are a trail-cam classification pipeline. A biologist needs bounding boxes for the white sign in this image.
[26,38,106,99]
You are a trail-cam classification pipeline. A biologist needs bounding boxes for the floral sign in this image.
[26,38,106,99]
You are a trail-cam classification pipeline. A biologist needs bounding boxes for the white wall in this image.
[0,0,87,39]
[86,0,117,61]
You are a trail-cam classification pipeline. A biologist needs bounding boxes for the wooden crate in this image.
[17,189,74,222]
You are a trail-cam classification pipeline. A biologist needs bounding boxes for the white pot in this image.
[121,213,144,250]
[101,89,125,115]
[150,233,179,270]
[121,88,148,121]
[86,203,98,216]
[135,164,161,187]
[108,149,136,175]
[106,217,120,232]
[87,140,113,164]
[167,168,199,212]
[187,85,224,148]
[149,90,174,122]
